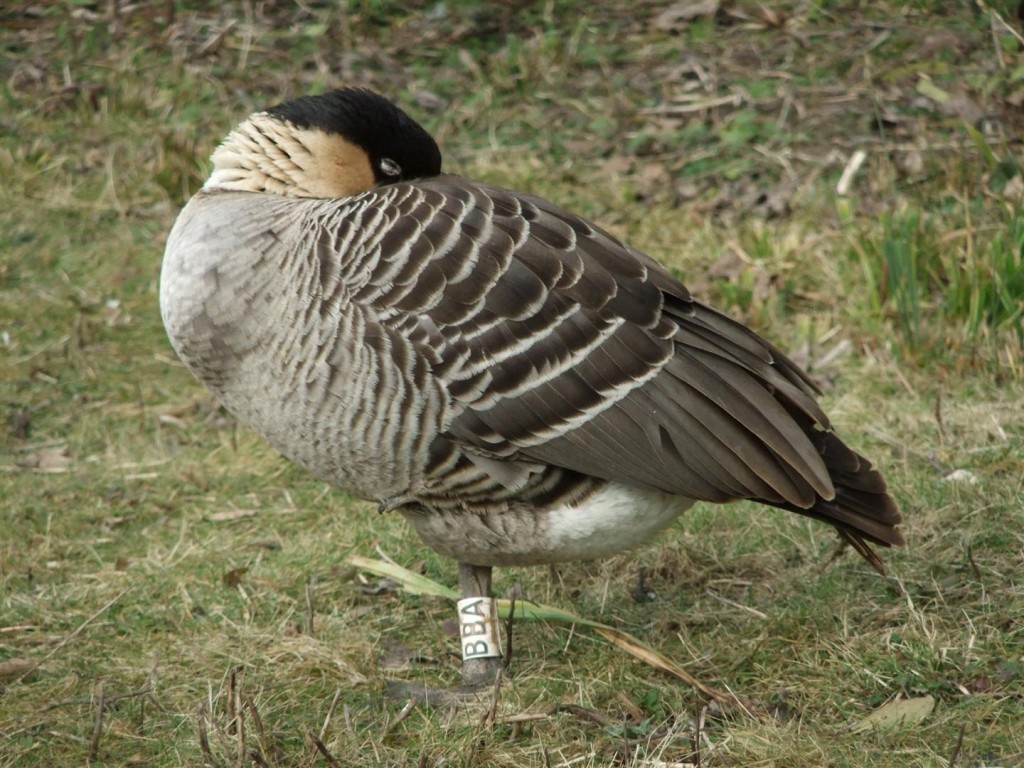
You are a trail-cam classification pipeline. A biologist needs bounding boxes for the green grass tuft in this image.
[851,200,1023,372]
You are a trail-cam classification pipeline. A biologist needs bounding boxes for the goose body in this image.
[161,88,903,576]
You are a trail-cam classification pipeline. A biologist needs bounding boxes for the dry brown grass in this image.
[2,2,1022,766]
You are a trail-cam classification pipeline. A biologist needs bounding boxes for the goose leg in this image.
[385,562,502,706]
[457,562,502,690]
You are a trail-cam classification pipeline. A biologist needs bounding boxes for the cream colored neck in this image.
[204,114,376,199]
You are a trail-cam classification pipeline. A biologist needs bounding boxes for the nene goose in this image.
[161,88,903,691]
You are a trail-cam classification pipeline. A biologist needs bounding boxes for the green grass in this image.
[847,151,1023,371]
[2,1,1023,766]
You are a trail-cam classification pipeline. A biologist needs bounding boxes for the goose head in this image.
[203,87,443,198]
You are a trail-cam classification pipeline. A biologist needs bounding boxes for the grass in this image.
[2,1,1023,766]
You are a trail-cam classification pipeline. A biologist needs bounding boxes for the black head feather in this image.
[265,88,442,184]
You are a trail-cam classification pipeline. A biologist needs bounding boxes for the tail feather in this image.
[836,528,889,575]
[770,445,904,574]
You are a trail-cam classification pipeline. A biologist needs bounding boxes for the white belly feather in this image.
[403,483,694,566]
[546,483,693,559]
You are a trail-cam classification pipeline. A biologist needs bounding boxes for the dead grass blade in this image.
[348,555,765,718]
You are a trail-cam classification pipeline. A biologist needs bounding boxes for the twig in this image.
[13,589,128,685]
[556,703,612,727]
[197,703,218,767]
[836,149,867,195]
[965,542,983,582]
[466,675,506,767]
[309,732,342,768]
[197,20,237,57]
[0,624,41,634]
[383,698,417,737]
[243,696,267,761]
[87,682,105,765]
[483,667,503,730]
[502,712,552,725]
[43,685,152,712]
[935,388,946,449]
[641,93,744,115]
[705,590,768,620]
[503,588,518,671]
[694,705,707,768]
[234,672,245,768]
[985,6,1006,68]
[319,688,343,741]
[305,576,316,638]
[949,722,966,767]
[227,668,238,735]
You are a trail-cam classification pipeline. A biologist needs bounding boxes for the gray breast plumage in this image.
[159,180,621,518]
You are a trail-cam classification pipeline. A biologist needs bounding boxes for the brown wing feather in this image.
[356,177,903,568]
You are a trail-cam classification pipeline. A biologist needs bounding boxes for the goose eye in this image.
[379,158,402,177]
